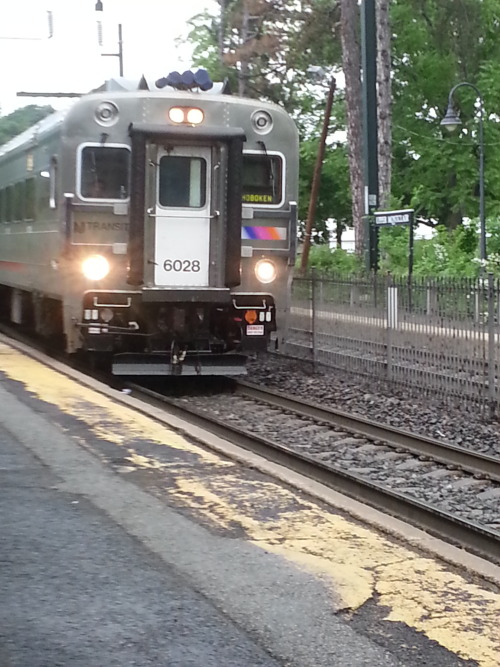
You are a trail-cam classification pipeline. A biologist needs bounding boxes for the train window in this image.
[158,156,206,208]
[80,146,130,200]
[49,156,58,209]
[5,186,13,222]
[13,182,24,221]
[24,178,36,221]
[242,154,283,206]
[38,168,52,215]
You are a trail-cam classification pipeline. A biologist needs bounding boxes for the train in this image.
[0,70,298,376]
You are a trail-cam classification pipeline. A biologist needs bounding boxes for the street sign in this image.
[374,208,414,227]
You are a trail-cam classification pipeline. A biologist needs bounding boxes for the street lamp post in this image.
[440,82,486,266]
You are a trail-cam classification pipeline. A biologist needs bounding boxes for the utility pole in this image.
[300,76,336,274]
[95,1,124,77]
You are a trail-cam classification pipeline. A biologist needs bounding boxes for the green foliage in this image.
[298,140,351,244]
[390,0,500,227]
[182,0,500,277]
[378,226,411,275]
[376,222,500,278]
[298,222,500,280]
[180,0,342,117]
[182,10,238,91]
[0,105,54,146]
[305,245,362,275]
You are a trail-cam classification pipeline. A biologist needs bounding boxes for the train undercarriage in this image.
[0,285,276,376]
[78,289,276,376]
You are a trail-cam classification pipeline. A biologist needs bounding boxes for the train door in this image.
[153,146,211,287]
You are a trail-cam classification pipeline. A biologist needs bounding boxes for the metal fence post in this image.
[350,283,358,308]
[426,281,437,316]
[387,275,397,381]
[282,272,293,356]
[487,273,496,418]
[311,269,318,370]
[475,284,481,323]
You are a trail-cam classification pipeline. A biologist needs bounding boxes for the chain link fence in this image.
[284,272,499,418]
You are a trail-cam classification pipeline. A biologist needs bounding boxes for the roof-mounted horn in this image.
[155,68,213,92]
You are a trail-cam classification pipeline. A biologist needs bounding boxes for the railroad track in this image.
[2,324,498,564]
[126,378,500,565]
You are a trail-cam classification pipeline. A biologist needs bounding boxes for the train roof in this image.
[0,75,293,159]
[96,75,231,96]
[0,108,67,159]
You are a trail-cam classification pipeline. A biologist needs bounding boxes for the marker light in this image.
[186,108,204,124]
[82,255,110,281]
[255,259,276,284]
[168,106,204,125]
[169,107,185,123]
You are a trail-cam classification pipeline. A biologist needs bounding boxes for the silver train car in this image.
[0,72,298,375]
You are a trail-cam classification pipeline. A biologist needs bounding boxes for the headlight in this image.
[82,255,110,281]
[255,259,276,284]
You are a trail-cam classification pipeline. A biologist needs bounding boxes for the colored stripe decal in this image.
[242,226,287,241]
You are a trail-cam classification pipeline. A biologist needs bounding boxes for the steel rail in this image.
[127,382,500,565]
[236,380,500,483]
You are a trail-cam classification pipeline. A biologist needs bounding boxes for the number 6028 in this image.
[163,259,201,272]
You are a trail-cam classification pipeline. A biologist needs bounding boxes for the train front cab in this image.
[85,121,296,376]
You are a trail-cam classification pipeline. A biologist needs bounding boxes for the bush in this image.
[301,245,363,275]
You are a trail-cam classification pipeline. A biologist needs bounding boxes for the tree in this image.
[376,0,391,208]
[186,0,342,113]
[0,105,54,146]
[340,0,364,255]
[184,0,348,250]
[299,139,352,246]
[216,0,304,100]
[390,0,500,229]
[185,0,500,254]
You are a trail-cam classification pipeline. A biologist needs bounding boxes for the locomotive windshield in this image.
[80,146,130,200]
[158,156,207,208]
[242,154,282,205]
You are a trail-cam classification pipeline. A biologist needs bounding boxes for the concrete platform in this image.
[1,336,498,666]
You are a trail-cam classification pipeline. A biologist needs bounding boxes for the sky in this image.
[0,0,216,115]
